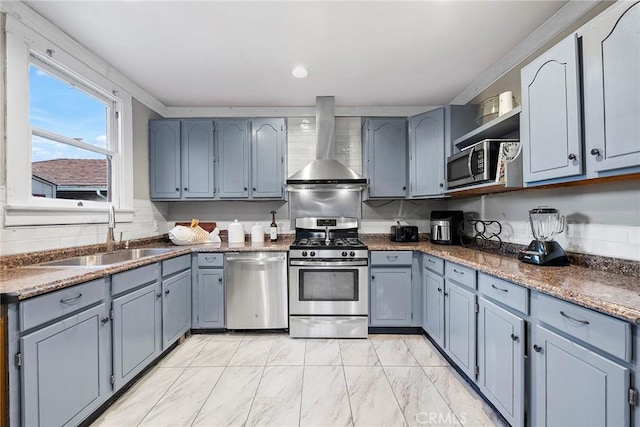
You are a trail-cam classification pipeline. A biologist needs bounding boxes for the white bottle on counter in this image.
[251,223,264,243]
[228,219,245,243]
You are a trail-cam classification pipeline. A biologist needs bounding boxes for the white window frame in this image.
[3,15,135,226]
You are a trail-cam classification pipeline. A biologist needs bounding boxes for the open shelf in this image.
[446,181,521,197]
[454,106,521,150]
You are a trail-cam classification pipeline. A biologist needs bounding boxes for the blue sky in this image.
[29,64,108,162]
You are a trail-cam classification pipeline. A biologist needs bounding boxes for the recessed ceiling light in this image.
[291,66,308,79]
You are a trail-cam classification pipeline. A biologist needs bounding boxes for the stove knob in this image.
[302,251,308,257]
[310,251,316,257]
[342,251,348,257]
[350,251,355,257]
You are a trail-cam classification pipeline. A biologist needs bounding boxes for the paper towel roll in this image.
[499,91,514,116]
[228,219,245,243]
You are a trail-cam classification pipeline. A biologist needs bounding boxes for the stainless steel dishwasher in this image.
[225,252,288,329]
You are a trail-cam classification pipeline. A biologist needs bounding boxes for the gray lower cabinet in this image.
[162,269,192,350]
[477,297,525,427]
[112,281,162,390]
[363,118,408,198]
[521,33,583,184]
[583,1,640,176]
[444,279,476,379]
[533,325,630,426]
[20,302,111,426]
[370,267,412,326]
[422,268,445,347]
[195,269,225,328]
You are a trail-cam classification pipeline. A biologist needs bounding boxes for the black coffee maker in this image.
[430,211,464,245]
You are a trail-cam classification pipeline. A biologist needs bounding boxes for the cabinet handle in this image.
[568,153,576,160]
[427,259,436,264]
[402,186,406,191]
[452,269,464,275]
[437,287,442,293]
[205,256,216,262]
[218,277,223,283]
[560,311,590,325]
[439,183,444,188]
[371,276,375,280]
[510,333,519,342]
[101,317,110,324]
[491,284,508,292]
[244,187,248,191]
[165,289,170,295]
[386,256,398,262]
[156,292,162,299]
[444,291,449,297]
[253,187,256,191]
[590,148,601,156]
[184,187,188,191]
[533,344,542,353]
[60,293,82,304]
[175,188,180,191]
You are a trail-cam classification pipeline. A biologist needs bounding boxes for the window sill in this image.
[4,205,134,227]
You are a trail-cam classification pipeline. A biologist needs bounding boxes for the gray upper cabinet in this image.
[409,109,444,197]
[533,325,630,427]
[20,303,111,427]
[363,118,407,198]
[251,118,285,198]
[478,297,525,427]
[149,120,181,199]
[217,119,250,199]
[583,1,640,175]
[521,33,583,184]
[181,120,216,198]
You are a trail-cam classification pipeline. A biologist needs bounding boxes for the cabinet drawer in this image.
[163,255,190,277]
[370,251,412,266]
[112,263,160,296]
[20,278,106,332]
[198,253,223,267]
[423,254,444,275]
[445,261,476,289]
[536,292,632,362]
[478,273,529,315]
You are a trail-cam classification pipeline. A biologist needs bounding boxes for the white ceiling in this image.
[25,1,567,108]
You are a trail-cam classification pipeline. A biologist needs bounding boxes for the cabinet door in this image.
[422,269,445,348]
[533,325,630,427]
[149,120,181,199]
[521,34,583,183]
[252,118,285,198]
[112,282,162,390]
[217,119,250,198]
[21,303,111,427]
[162,270,192,350]
[478,298,525,427]
[181,120,215,198]
[195,269,225,328]
[409,109,445,196]
[365,119,407,198]
[583,1,640,174]
[445,280,476,378]
[370,267,412,326]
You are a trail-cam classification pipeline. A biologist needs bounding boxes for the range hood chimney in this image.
[287,96,367,190]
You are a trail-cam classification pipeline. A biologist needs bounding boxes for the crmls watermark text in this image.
[416,411,466,425]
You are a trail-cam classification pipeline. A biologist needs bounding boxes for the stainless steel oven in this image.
[289,217,369,338]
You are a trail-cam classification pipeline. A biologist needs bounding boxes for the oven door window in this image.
[299,269,359,301]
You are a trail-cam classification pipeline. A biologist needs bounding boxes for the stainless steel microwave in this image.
[446,139,518,189]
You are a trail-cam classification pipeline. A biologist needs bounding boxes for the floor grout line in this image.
[337,339,356,427]
[135,366,187,427]
[370,338,411,427]
[188,365,227,426]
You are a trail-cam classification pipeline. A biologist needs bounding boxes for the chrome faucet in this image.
[106,205,116,252]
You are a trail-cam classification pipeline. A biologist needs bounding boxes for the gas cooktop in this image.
[291,237,366,249]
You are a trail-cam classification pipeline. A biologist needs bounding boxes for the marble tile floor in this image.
[92,334,506,427]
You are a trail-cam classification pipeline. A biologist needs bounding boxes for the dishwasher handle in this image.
[225,253,286,263]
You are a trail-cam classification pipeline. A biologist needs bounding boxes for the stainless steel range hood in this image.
[287,96,367,190]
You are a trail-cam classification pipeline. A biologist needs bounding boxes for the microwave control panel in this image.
[477,149,485,173]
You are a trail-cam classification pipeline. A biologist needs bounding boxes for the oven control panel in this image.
[290,249,368,259]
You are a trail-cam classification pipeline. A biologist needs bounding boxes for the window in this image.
[28,57,119,204]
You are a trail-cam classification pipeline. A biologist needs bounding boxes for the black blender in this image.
[518,207,569,266]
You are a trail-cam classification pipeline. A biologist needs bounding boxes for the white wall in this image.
[447,181,640,261]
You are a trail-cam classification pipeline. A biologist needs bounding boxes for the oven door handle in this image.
[467,146,475,181]
[290,260,369,267]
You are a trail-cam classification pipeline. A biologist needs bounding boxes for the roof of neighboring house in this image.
[32,159,107,187]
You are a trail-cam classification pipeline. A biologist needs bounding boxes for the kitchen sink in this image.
[36,248,177,267]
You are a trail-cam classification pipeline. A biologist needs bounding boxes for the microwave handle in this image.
[467,146,476,181]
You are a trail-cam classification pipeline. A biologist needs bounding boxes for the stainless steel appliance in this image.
[390,224,419,242]
[225,252,288,329]
[289,217,368,338]
[430,210,464,245]
[518,207,569,266]
[447,139,518,189]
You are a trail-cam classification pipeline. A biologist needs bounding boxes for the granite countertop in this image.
[2,236,640,325]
